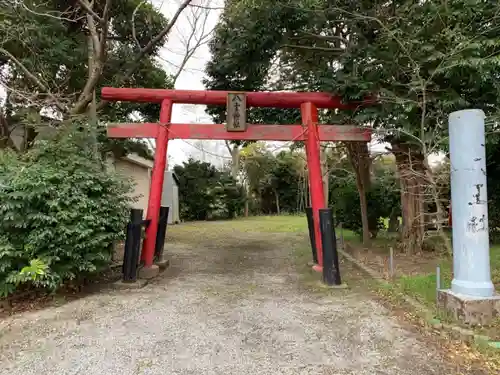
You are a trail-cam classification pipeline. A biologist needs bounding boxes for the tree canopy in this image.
[0,0,192,154]
[204,0,500,249]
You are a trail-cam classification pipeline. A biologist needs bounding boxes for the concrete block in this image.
[450,325,475,342]
[112,241,125,263]
[138,265,160,279]
[316,282,349,290]
[155,258,170,270]
[438,289,500,325]
[112,279,149,290]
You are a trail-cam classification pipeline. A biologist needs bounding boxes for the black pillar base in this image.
[319,208,342,286]
[122,208,144,282]
[154,206,170,261]
[305,207,318,265]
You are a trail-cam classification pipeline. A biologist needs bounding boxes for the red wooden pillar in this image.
[141,99,172,267]
[301,102,325,271]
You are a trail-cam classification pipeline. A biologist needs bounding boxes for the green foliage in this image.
[216,0,500,137]
[240,144,307,214]
[270,151,305,213]
[486,137,500,241]
[172,146,401,239]
[205,0,500,250]
[214,173,247,219]
[331,163,400,237]
[174,158,245,221]
[0,0,172,112]
[203,0,305,149]
[5,259,50,290]
[0,0,174,154]
[0,133,132,297]
[330,0,500,144]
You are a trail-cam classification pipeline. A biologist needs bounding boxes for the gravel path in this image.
[0,223,484,375]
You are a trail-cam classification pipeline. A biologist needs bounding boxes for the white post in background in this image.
[449,109,494,297]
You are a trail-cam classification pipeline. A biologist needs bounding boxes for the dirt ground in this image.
[0,220,489,375]
[343,240,443,278]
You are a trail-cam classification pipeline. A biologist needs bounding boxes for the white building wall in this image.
[161,171,180,224]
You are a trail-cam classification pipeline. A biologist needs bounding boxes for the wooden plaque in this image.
[226,93,247,131]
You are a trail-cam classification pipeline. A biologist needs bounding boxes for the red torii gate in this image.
[102,87,371,276]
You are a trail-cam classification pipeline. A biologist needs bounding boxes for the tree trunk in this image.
[321,145,330,207]
[225,141,240,180]
[274,189,280,215]
[307,187,312,207]
[392,141,425,254]
[346,142,371,243]
[297,168,308,212]
[231,147,239,179]
[22,126,37,152]
[244,199,249,217]
[0,113,16,150]
[388,208,399,232]
[427,169,453,255]
[355,169,370,243]
[244,182,250,217]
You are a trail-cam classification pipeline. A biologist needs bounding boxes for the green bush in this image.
[0,135,133,297]
[174,158,246,221]
[330,167,400,237]
[486,139,500,242]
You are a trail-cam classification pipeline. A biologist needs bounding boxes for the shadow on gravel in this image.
[165,234,298,277]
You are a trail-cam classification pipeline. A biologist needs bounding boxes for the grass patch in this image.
[173,214,310,234]
[380,244,500,346]
[231,214,310,233]
[392,245,500,309]
[491,245,500,286]
[395,260,452,306]
[174,214,359,237]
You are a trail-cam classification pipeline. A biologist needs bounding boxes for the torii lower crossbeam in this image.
[108,123,370,142]
[103,87,372,278]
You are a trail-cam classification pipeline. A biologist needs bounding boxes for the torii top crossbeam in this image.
[102,87,367,109]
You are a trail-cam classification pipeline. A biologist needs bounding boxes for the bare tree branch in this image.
[132,0,146,49]
[20,1,83,23]
[146,138,156,151]
[77,0,102,23]
[87,11,101,57]
[282,44,344,53]
[224,140,233,155]
[128,0,193,68]
[188,3,224,10]
[100,0,112,55]
[171,0,215,85]
[72,0,112,115]
[0,47,65,113]
[94,0,194,112]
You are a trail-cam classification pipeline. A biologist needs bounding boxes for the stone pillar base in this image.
[155,256,170,270]
[113,279,149,290]
[438,289,500,325]
[138,264,160,279]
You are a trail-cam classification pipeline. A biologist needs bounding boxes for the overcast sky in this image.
[155,0,230,168]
